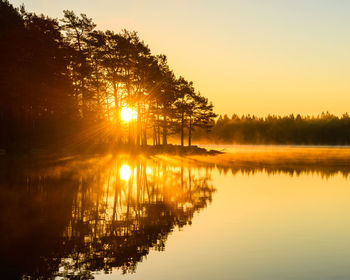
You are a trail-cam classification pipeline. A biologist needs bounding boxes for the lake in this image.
[1,146,350,280]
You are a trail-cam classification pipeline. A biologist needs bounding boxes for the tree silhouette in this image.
[61,10,96,119]
[195,113,350,145]
[0,1,218,152]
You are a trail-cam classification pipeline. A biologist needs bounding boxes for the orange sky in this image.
[11,0,350,116]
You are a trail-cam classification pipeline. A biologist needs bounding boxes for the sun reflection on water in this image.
[3,150,350,280]
[120,164,131,181]
[0,154,217,279]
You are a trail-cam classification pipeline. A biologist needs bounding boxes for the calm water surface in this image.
[1,146,350,280]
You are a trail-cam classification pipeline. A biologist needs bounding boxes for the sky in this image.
[10,0,350,117]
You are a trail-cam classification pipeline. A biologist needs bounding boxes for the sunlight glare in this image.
[120,107,137,122]
[120,164,132,181]
[146,167,152,175]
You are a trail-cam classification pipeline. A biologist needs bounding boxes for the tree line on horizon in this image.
[0,0,216,152]
[193,112,350,145]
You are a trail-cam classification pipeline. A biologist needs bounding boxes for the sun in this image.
[120,107,137,122]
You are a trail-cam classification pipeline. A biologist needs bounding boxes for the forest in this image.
[193,113,350,145]
[0,0,216,152]
[2,0,350,153]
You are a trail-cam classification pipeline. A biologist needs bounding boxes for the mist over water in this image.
[1,147,350,279]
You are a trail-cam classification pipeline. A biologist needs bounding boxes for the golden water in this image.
[1,147,350,279]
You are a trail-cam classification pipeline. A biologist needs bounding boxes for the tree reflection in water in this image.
[0,155,215,279]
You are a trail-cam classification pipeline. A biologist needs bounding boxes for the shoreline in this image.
[0,144,223,160]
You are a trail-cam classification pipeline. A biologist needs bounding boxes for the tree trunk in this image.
[157,110,161,145]
[163,114,167,145]
[106,92,110,120]
[143,126,147,146]
[77,35,88,119]
[137,102,141,146]
[153,125,157,145]
[181,111,184,146]
[112,78,118,109]
[112,78,121,143]
[188,118,192,146]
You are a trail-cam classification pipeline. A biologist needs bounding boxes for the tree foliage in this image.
[0,1,216,152]
[194,113,350,145]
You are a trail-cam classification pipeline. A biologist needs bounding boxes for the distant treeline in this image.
[193,113,350,145]
[0,1,216,152]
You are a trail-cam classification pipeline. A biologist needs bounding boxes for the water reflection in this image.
[120,164,132,181]
[0,155,215,279]
[1,151,350,279]
[187,150,350,178]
